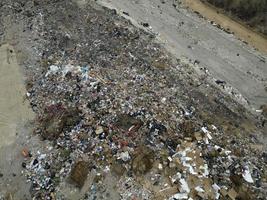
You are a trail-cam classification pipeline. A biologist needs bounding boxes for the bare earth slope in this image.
[98,0,267,110]
[184,0,267,54]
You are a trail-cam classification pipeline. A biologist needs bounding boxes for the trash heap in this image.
[21,58,266,199]
[7,0,265,199]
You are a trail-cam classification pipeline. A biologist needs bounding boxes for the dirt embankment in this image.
[183,0,267,54]
[204,0,267,35]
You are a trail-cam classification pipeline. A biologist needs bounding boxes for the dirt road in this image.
[98,0,267,110]
[0,44,34,199]
[0,44,34,147]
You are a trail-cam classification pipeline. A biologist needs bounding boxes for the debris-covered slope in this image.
[0,0,266,199]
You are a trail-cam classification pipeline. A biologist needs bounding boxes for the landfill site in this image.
[0,0,267,199]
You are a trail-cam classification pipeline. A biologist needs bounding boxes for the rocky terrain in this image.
[0,0,266,200]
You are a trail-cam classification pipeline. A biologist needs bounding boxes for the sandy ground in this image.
[97,0,267,110]
[0,44,34,199]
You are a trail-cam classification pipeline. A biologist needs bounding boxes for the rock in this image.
[215,79,226,85]
[141,22,150,27]
[122,11,129,16]
[22,162,27,168]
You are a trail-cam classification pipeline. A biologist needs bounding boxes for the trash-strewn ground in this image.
[97,0,267,110]
[0,0,266,199]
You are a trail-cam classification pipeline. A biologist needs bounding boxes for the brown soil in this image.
[183,0,267,54]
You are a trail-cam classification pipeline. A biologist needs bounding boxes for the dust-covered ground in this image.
[0,44,36,199]
[0,0,266,200]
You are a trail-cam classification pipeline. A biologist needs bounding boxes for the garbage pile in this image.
[2,0,265,199]
[23,62,266,199]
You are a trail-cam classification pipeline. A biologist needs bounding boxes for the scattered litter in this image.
[242,166,254,183]
[4,1,265,199]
